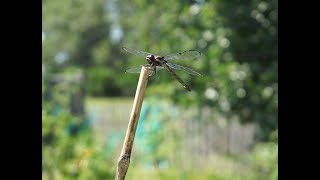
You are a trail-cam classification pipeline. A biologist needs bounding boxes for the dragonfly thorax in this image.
[146,55,166,66]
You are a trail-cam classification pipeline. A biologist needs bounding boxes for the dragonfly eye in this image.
[146,55,154,63]
[146,55,154,59]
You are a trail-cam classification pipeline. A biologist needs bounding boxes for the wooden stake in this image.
[115,66,151,180]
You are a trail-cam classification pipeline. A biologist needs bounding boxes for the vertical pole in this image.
[115,66,151,180]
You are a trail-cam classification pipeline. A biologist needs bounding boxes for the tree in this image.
[43,0,277,141]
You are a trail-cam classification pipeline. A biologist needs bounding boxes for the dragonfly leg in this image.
[147,66,156,80]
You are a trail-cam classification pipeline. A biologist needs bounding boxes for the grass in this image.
[125,166,256,180]
[85,96,133,106]
[84,97,277,180]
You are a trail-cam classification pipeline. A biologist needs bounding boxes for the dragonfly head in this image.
[146,54,155,64]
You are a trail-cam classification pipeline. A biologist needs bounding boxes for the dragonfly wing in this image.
[166,63,202,76]
[122,47,152,57]
[125,66,143,73]
[163,50,201,61]
[126,65,163,74]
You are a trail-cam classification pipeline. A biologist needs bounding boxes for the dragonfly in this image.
[122,46,202,91]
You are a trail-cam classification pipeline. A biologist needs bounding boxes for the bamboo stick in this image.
[115,66,151,180]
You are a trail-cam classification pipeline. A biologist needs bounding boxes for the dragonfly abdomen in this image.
[162,63,191,91]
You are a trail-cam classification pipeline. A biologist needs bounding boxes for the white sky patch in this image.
[54,52,69,64]
[262,86,273,98]
[106,0,123,44]
[42,31,46,42]
[236,88,246,98]
[110,24,123,43]
[258,2,268,12]
[203,30,214,41]
[205,88,219,101]
[42,64,46,77]
[218,37,230,48]
[190,4,200,15]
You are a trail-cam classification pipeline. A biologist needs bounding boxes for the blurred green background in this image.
[42,0,277,179]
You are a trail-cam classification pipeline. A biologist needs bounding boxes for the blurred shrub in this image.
[86,66,121,96]
[43,0,277,141]
[249,129,278,180]
[42,79,115,179]
[42,110,115,179]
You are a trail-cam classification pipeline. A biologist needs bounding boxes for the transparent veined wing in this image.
[122,47,152,57]
[166,63,202,76]
[125,66,143,73]
[163,50,201,61]
[125,65,164,74]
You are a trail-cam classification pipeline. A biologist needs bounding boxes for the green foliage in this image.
[42,82,115,179]
[215,0,278,140]
[86,66,120,96]
[43,0,277,141]
[250,130,278,180]
[43,0,278,177]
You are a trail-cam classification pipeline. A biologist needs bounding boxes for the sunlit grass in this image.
[125,166,256,180]
[85,96,133,106]
[83,97,277,180]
